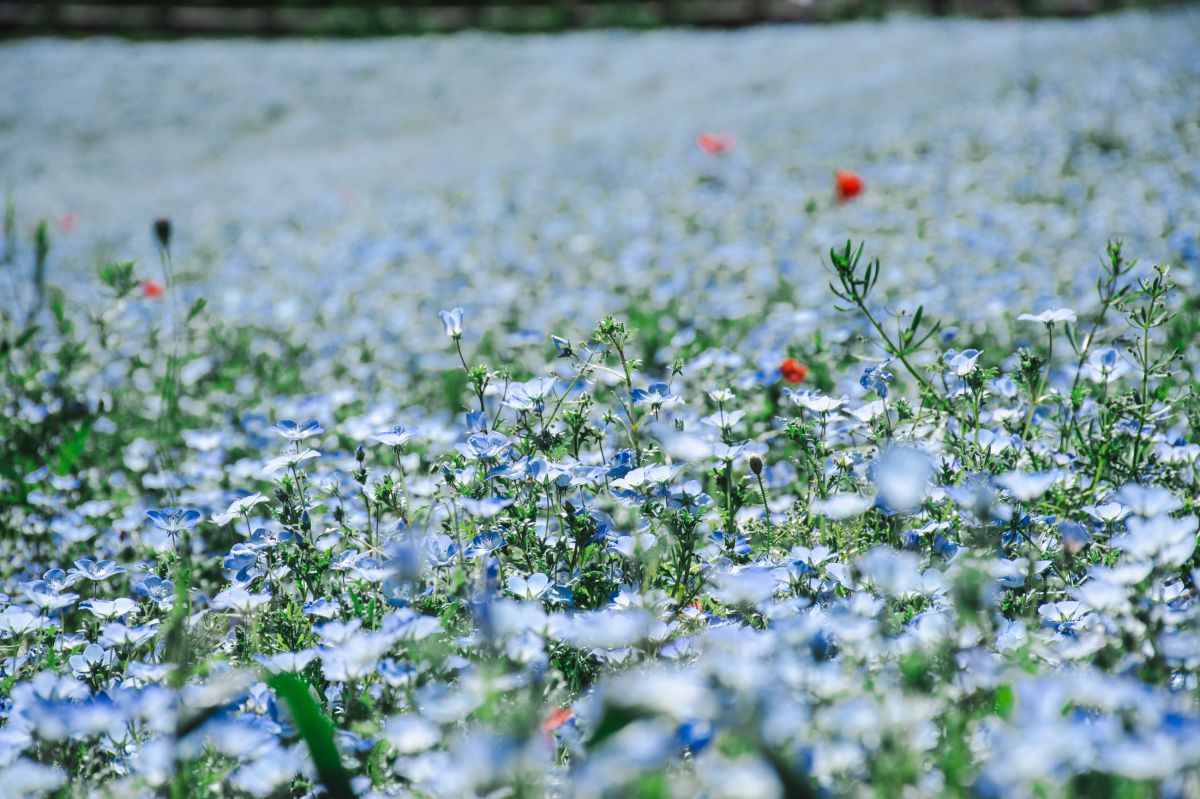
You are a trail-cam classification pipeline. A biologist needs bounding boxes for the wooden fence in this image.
[0,0,1169,36]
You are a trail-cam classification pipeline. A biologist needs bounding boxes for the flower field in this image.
[2,8,1200,798]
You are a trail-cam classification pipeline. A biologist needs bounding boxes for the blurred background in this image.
[0,0,1182,36]
[1,0,1196,349]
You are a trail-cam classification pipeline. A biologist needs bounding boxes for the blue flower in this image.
[465,531,506,559]
[456,431,511,461]
[370,425,419,448]
[268,419,324,440]
[438,307,464,338]
[631,382,682,410]
[146,507,202,535]
[859,359,894,398]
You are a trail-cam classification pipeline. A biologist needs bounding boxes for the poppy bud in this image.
[780,358,808,384]
[749,454,763,476]
[835,170,865,203]
[697,132,736,155]
[153,218,172,251]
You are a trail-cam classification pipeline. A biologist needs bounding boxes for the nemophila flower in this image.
[41,568,79,591]
[349,557,393,583]
[301,598,340,619]
[550,334,573,358]
[262,448,320,475]
[779,358,808,384]
[697,132,736,155]
[328,549,359,573]
[1059,521,1093,554]
[712,567,779,606]
[701,408,745,432]
[810,492,873,519]
[630,382,682,411]
[1037,601,1091,636]
[1112,514,1198,567]
[134,574,175,609]
[438,307,464,338]
[996,470,1060,501]
[1018,307,1077,325]
[0,607,44,636]
[1081,346,1131,384]
[79,597,136,621]
[424,534,458,569]
[21,580,78,611]
[871,447,932,514]
[146,507,202,536]
[942,348,982,377]
[68,643,115,681]
[211,492,270,525]
[456,431,511,461]
[707,530,751,557]
[458,496,514,519]
[505,376,559,413]
[383,714,441,754]
[371,424,419,448]
[859,359,894,398]
[786,389,847,414]
[256,650,316,674]
[465,531,506,559]
[414,681,482,724]
[268,418,324,440]
[668,480,712,512]
[69,559,125,582]
[508,572,552,600]
[1082,501,1131,525]
[1113,484,1182,517]
[100,622,158,650]
[210,587,272,614]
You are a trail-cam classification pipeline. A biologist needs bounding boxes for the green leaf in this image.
[269,673,356,799]
[53,423,91,476]
[187,297,207,322]
[586,704,646,749]
[994,684,1014,719]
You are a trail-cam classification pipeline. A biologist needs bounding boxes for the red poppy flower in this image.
[58,213,77,235]
[541,707,574,735]
[835,170,865,203]
[142,280,164,299]
[780,358,808,384]
[697,132,736,155]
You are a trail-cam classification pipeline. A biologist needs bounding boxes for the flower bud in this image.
[749,454,763,476]
[153,217,172,251]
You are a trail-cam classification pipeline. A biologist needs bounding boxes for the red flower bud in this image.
[697,132,736,155]
[835,170,865,202]
[780,358,808,384]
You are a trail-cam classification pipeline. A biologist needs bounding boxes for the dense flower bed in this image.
[1,9,1199,798]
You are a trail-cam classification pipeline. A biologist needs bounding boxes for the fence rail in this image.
[0,0,1167,36]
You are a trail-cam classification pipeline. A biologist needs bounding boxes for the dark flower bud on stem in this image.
[154,218,172,251]
[749,454,763,476]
